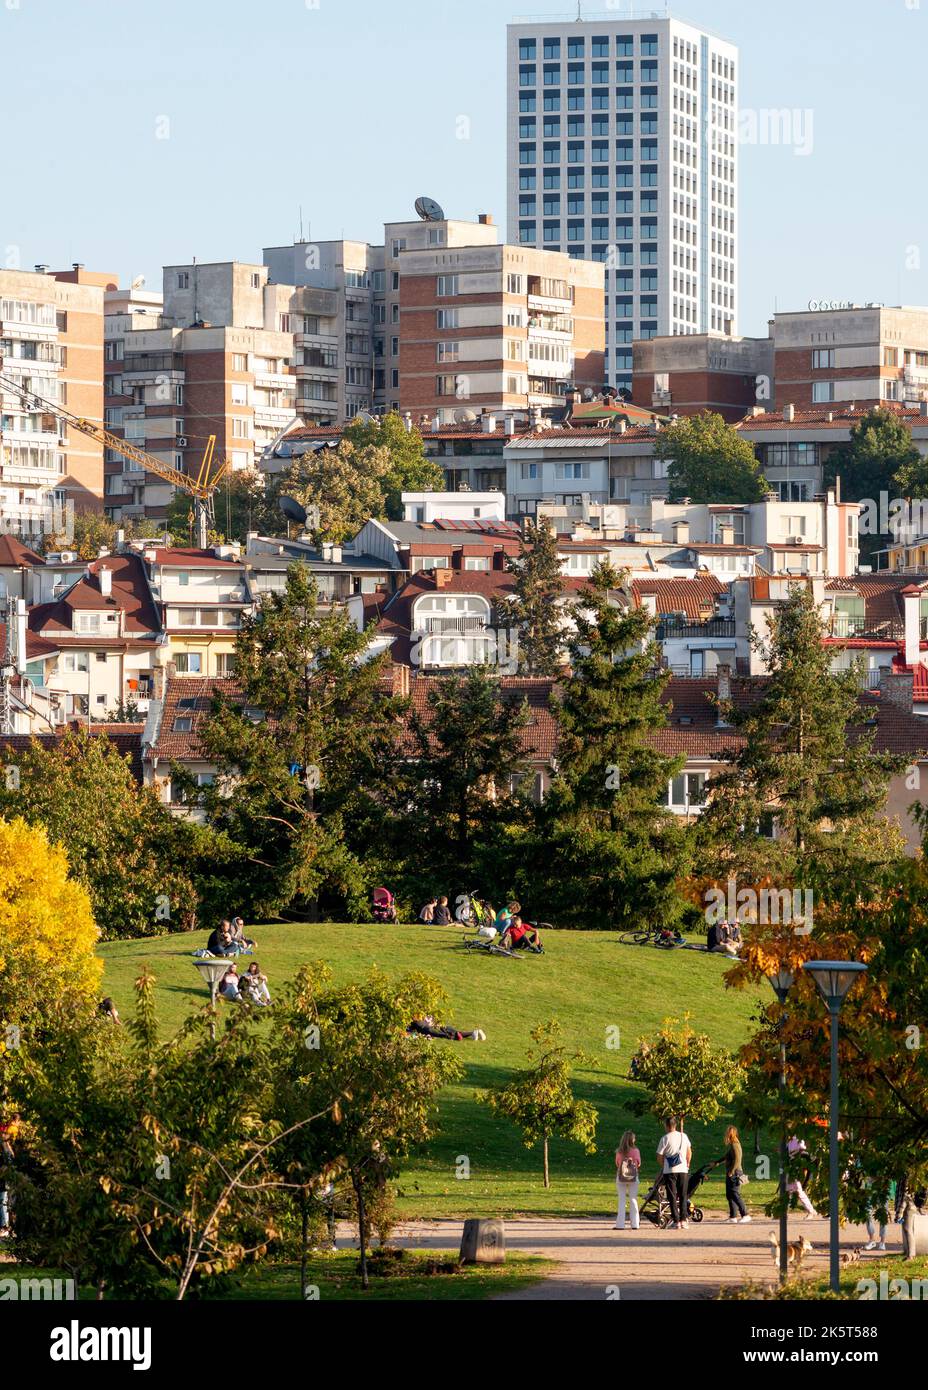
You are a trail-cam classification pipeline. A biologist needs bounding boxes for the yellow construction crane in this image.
[0,371,229,548]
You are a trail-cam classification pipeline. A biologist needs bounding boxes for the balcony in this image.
[656,618,736,641]
[828,616,906,641]
[420,616,489,635]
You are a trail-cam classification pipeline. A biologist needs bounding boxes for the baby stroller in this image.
[371,887,398,924]
[639,1158,725,1228]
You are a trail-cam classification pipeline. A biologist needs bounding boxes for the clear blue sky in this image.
[2,0,925,336]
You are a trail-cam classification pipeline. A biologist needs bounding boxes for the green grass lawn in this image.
[100,923,772,1220]
[2,1253,552,1302]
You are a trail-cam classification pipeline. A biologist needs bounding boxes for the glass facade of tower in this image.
[507,17,738,398]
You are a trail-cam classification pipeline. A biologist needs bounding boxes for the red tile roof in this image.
[28,553,160,638]
[149,547,243,568]
[0,726,144,781]
[632,575,725,619]
[736,403,928,432]
[147,676,247,760]
[0,535,44,567]
[407,676,559,761]
[649,678,928,758]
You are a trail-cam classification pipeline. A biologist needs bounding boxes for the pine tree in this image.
[495,519,567,676]
[197,562,401,918]
[397,668,532,893]
[537,562,689,929]
[695,584,904,899]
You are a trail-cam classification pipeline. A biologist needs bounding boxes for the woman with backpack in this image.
[615,1130,642,1230]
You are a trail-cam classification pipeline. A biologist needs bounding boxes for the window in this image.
[554,461,590,480]
[437,275,459,296]
[232,353,247,372]
[507,273,524,294]
[520,462,539,479]
[812,348,835,369]
[568,36,586,58]
[437,342,459,363]
[436,308,459,329]
[174,652,203,674]
[231,417,250,438]
[519,39,536,60]
[812,381,835,403]
[464,557,490,571]
[177,272,190,289]
[172,716,193,733]
[664,772,707,811]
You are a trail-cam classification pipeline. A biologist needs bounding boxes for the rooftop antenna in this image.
[299,205,304,241]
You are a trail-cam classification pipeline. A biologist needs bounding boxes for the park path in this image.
[389,1213,885,1300]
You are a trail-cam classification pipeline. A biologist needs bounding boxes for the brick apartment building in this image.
[771,305,928,411]
[632,330,773,420]
[1,264,113,535]
[398,240,604,423]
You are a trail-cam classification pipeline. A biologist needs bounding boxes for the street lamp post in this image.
[767,967,795,1284]
[802,960,868,1294]
[193,956,229,1040]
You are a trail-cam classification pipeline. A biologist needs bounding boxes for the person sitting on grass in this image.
[407,1015,486,1042]
[230,916,256,952]
[207,920,237,957]
[433,895,452,926]
[501,915,543,953]
[494,900,521,934]
[419,897,437,923]
[239,961,272,1006]
[218,964,242,1001]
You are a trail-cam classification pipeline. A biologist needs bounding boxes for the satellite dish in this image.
[454,408,478,424]
[582,387,595,401]
[415,196,446,222]
[278,495,308,526]
[354,409,373,424]
[130,274,146,290]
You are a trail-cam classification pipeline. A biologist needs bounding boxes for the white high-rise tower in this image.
[506,13,738,397]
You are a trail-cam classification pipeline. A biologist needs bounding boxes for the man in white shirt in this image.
[656,1116,693,1230]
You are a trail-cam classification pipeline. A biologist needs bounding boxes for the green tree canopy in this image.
[495,519,568,676]
[342,412,444,520]
[656,411,769,504]
[480,1019,597,1187]
[535,562,689,929]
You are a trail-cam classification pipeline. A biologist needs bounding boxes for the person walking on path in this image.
[724,1124,751,1223]
[615,1130,642,1230]
[656,1116,692,1230]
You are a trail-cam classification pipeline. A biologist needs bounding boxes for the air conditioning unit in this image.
[177,435,188,448]
[788,535,805,545]
[58,550,76,563]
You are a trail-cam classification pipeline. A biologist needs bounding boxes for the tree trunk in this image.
[299,1186,309,1299]
[543,1135,550,1189]
[355,1175,369,1290]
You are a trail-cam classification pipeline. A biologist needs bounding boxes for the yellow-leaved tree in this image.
[0,817,101,1043]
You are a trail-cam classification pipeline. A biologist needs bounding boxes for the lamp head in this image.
[802,960,868,1012]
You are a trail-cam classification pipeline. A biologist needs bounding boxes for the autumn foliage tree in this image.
[0,817,101,1042]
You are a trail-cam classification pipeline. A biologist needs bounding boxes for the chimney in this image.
[673,520,690,544]
[434,567,453,588]
[504,415,516,435]
[716,663,732,725]
[902,584,922,668]
[392,663,411,698]
[784,403,795,422]
[478,213,494,225]
[99,566,113,598]
[879,668,914,714]
[34,264,48,274]
[404,412,413,432]
[482,413,497,433]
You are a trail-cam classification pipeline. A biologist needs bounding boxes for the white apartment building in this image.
[506,15,738,396]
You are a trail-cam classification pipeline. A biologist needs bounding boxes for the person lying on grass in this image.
[407,1015,486,1042]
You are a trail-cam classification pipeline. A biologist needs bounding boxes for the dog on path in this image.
[769,1231,814,1269]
